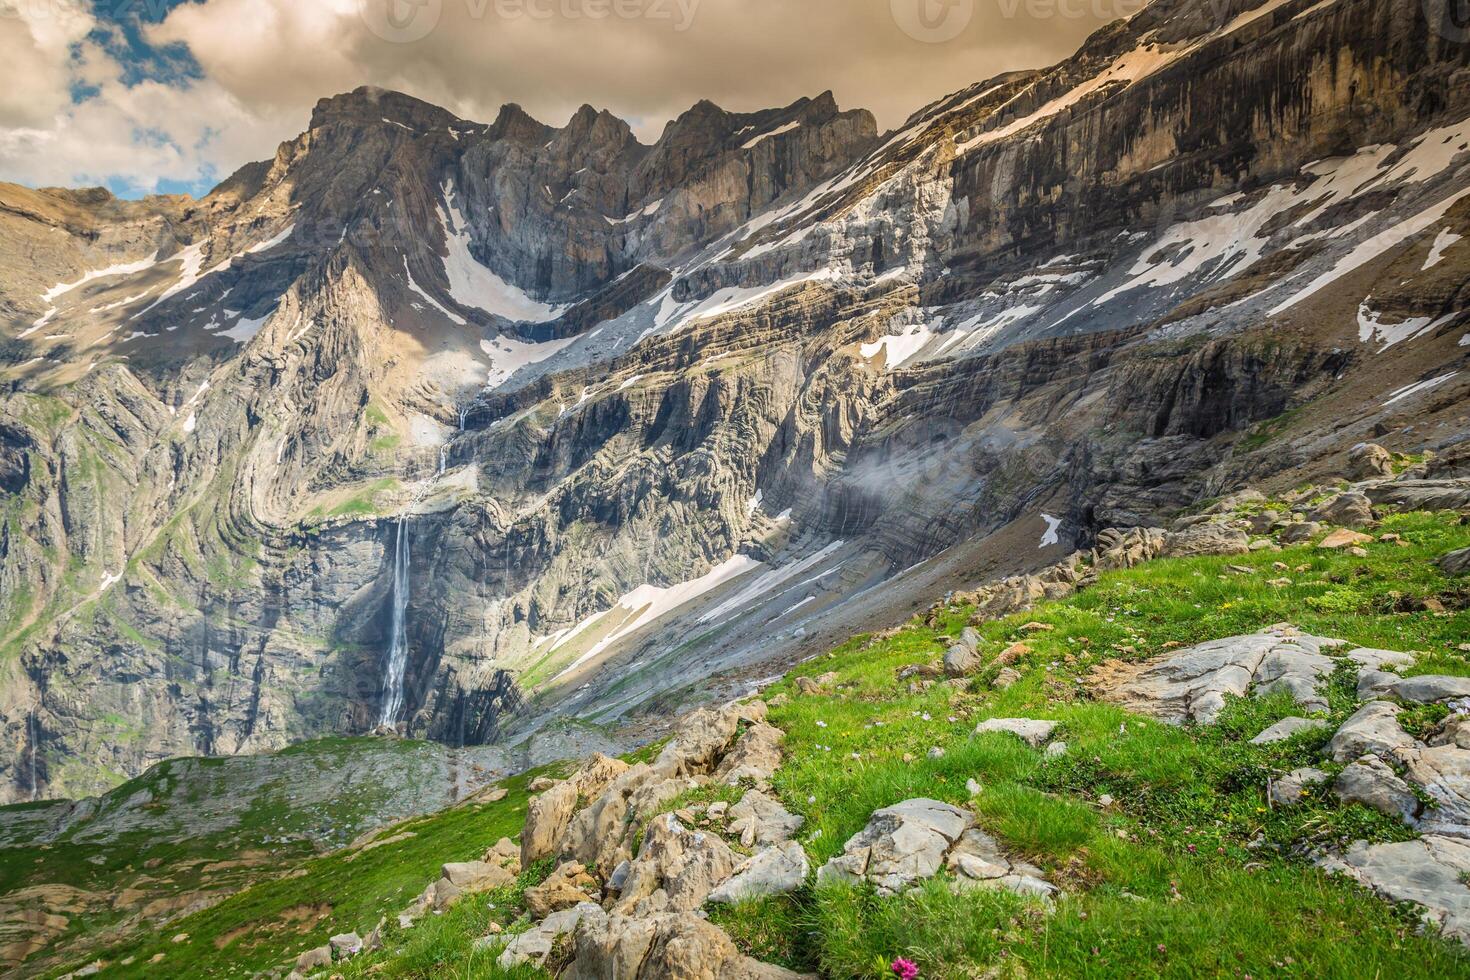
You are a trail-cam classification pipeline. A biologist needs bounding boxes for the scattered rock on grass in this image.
[1270,767,1330,806]
[1319,528,1374,550]
[1089,624,1344,725]
[975,718,1058,747]
[1349,443,1395,480]
[1310,492,1374,527]
[727,790,804,847]
[1334,756,1422,823]
[565,910,813,979]
[1318,837,1470,943]
[525,862,599,918]
[1251,717,1331,745]
[816,798,973,895]
[708,840,810,904]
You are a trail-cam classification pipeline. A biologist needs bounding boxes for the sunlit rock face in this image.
[2,0,1469,802]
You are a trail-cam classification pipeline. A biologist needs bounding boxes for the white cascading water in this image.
[378,443,450,728]
[377,515,413,727]
[27,708,38,802]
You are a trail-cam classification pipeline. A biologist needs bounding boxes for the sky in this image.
[0,0,1125,199]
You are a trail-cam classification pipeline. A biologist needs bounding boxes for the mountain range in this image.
[2,0,1469,805]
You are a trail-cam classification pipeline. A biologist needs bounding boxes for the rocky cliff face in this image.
[2,0,1468,803]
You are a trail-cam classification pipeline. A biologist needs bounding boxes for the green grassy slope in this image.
[23,508,1470,978]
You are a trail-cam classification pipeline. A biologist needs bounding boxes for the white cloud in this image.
[0,1,97,127]
[0,0,1108,195]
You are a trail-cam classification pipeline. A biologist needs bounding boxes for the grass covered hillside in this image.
[16,502,1470,979]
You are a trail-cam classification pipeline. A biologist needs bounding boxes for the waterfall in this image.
[458,407,468,432]
[379,438,453,728]
[378,517,412,727]
[26,708,38,802]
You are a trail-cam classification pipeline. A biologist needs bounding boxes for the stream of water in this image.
[378,441,451,728]
[377,515,414,727]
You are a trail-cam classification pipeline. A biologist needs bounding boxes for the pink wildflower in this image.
[891,957,919,980]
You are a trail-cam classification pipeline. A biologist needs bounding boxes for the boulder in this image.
[1384,675,1470,704]
[441,860,515,894]
[1093,527,1169,570]
[295,946,332,971]
[328,932,363,959]
[560,763,690,875]
[1349,443,1395,480]
[565,911,812,979]
[945,828,1059,902]
[1327,702,1414,763]
[1400,743,1470,837]
[484,837,521,873]
[1318,836,1470,943]
[1310,492,1374,527]
[1346,647,1417,675]
[974,718,1057,747]
[727,790,804,848]
[521,781,581,868]
[714,723,784,785]
[522,753,634,867]
[816,798,973,895]
[1251,717,1330,745]
[487,902,606,970]
[709,841,811,904]
[1430,716,1470,750]
[1164,524,1251,558]
[1319,528,1374,550]
[993,667,1022,690]
[1278,522,1322,544]
[1334,756,1422,823]
[1442,548,1470,576]
[525,861,599,919]
[1270,767,1330,806]
[614,812,740,916]
[1364,479,1470,513]
[655,704,746,777]
[943,642,982,678]
[1089,624,1342,725]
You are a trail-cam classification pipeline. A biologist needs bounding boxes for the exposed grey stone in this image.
[1309,492,1374,527]
[1318,836,1470,943]
[614,812,739,916]
[1279,522,1322,544]
[816,798,973,895]
[1270,767,1330,806]
[1250,717,1330,745]
[974,718,1058,747]
[1348,443,1395,480]
[565,910,811,979]
[1092,624,1342,726]
[487,902,606,969]
[1328,701,1414,764]
[727,790,804,848]
[708,840,810,904]
[1334,756,1421,823]
[1390,675,1470,704]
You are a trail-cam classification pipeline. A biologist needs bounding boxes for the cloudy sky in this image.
[0,0,1122,198]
